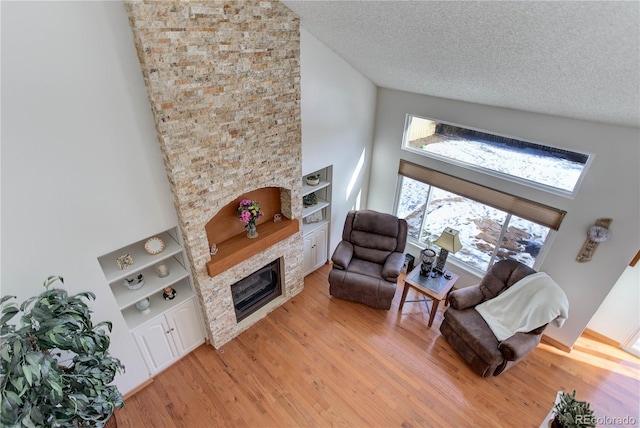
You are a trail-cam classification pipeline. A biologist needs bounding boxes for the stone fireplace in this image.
[231,258,282,322]
[126,0,303,348]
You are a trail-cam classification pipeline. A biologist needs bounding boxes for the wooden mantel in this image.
[206,218,299,277]
[205,187,299,278]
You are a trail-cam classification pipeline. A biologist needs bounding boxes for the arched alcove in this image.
[205,186,299,277]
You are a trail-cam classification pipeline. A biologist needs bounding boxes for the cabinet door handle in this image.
[165,328,175,334]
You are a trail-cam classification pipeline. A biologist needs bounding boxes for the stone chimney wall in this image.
[125,0,303,347]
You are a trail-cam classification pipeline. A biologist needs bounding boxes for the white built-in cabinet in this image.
[98,227,205,376]
[303,223,328,275]
[132,297,203,375]
[302,166,332,276]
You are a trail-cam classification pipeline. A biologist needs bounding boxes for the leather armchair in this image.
[329,210,408,309]
[439,259,547,377]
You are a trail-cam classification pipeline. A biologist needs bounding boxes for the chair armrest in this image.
[382,252,405,281]
[331,241,353,270]
[448,285,484,310]
[498,332,542,361]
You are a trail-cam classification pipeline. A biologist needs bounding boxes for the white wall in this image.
[1,1,178,394]
[368,88,640,349]
[1,6,378,394]
[588,262,640,344]
[299,27,378,254]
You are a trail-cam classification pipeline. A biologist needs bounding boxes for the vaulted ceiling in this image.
[282,1,639,127]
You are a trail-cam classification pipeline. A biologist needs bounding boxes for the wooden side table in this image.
[399,264,459,327]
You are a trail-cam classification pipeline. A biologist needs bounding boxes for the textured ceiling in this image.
[282,1,640,127]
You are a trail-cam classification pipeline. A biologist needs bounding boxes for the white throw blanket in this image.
[475,272,569,341]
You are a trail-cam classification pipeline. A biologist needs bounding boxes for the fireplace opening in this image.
[231,258,282,322]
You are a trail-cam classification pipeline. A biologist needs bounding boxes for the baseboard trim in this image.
[124,378,154,400]
[541,334,572,353]
[582,328,620,347]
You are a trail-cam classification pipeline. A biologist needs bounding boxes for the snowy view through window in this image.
[403,115,589,195]
[397,117,585,272]
[397,177,549,271]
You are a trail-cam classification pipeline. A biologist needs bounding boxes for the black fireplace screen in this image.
[231,259,282,322]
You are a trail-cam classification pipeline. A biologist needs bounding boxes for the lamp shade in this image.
[434,227,462,254]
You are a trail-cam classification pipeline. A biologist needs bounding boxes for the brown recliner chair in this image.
[329,210,408,309]
[440,259,547,377]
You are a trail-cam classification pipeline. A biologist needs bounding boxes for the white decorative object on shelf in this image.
[135,297,151,314]
[306,174,320,185]
[155,263,170,278]
[144,237,165,255]
[304,210,323,223]
[116,254,134,270]
[124,274,145,290]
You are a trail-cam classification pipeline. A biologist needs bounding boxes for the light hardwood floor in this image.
[117,264,639,427]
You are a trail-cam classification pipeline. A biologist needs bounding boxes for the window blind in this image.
[398,160,566,230]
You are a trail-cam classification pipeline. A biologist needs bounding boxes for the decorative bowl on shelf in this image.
[135,297,151,314]
[305,174,320,186]
[124,274,145,290]
[303,192,318,207]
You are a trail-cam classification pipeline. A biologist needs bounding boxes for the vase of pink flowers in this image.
[237,199,263,238]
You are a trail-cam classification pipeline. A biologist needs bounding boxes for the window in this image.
[396,161,566,273]
[402,115,592,198]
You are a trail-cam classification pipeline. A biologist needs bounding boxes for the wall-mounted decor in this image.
[116,254,133,270]
[144,237,165,255]
[576,218,612,262]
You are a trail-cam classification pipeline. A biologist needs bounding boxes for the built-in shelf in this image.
[302,180,330,197]
[121,278,194,330]
[302,199,329,217]
[302,219,330,236]
[110,257,189,310]
[302,167,332,276]
[98,231,183,284]
[206,218,299,277]
[98,227,206,377]
[98,227,198,332]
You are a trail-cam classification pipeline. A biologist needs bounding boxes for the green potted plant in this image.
[1,276,125,427]
[552,390,596,428]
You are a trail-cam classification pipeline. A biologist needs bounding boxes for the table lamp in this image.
[433,227,462,275]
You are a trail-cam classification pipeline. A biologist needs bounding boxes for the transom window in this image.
[395,161,566,274]
[402,115,592,198]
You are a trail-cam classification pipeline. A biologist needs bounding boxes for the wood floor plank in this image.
[116,264,640,427]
